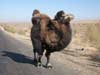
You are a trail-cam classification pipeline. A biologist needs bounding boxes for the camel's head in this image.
[54,10,74,23]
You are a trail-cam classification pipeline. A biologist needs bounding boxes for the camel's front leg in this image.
[37,54,43,67]
[45,51,52,69]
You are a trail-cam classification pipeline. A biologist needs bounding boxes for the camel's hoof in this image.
[37,62,42,68]
[46,63,53,69]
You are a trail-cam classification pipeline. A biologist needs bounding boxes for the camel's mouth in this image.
[49,38,59,46]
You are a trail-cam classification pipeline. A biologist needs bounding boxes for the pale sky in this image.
[0,0,100,22]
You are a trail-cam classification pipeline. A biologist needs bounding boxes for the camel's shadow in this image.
[2,51,38,67]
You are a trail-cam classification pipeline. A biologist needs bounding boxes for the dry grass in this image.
[72,20,100,51]
[86,23,100,49]
[2,25,16,33]
[0,22,32,36]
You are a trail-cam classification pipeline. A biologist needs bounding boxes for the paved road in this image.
[0,29,99,75]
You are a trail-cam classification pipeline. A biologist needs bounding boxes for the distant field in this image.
[0,20,100,51]
[0,22,32,36]
[71,20,100,50]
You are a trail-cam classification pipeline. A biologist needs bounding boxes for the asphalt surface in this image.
[0,29,99,75]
